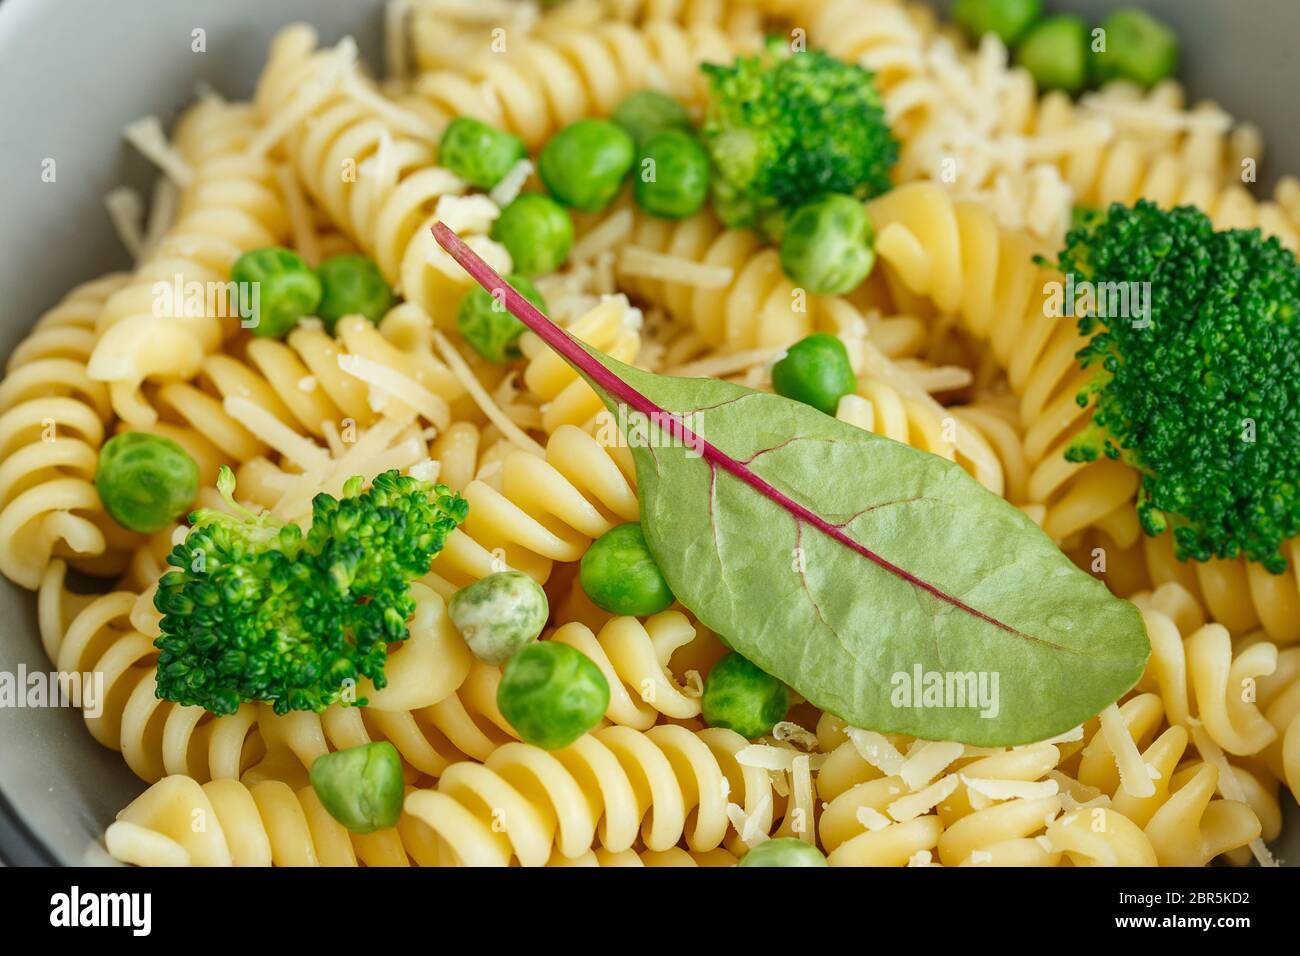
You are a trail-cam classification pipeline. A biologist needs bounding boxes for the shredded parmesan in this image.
[736,744,827,773]
[489,158,534,208]
[844,727,906,776]
[618,246,734,289]
[1031,725,1085,746]
[223,397,330,472]
[571,208,633,262]
[726,792,773,847]
[665,348,780,380]
[1188,722,1279,867]
[409,458,440,483]
[246,38,357,156]
[123,115,192,188]
[900,741,964,791]
[1099,703,1156,799]
[431,330,545,456]
[771,721,820,752]
[888,773,959,821]
[105,188,145,260]
[337,353,450,429]
[907,850,934,867]
[856,806,893,832]
[960,775,1060,803]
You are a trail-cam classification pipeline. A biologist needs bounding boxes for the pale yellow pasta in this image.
[88,97,290,427]
[0,274,135,587]
[402,724,777,865]
[105,775,416,866]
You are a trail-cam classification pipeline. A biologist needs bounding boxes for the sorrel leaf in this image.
[434,222,1150,745]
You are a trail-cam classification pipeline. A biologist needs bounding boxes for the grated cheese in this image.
[726,792,773,848]
[888,773,959,822]
[736,744,827,773]
[337,353,450,429]
[1099,703,1156,799]
[960,775,1060,803]
[409,458,440,483]
[771,721,820,752]
[1031,725,1085,746]
[844,727,906,776]
[571,209,633,262]
[618,246,734,289]
[489,158,534,208]
[223,397,330,472]
[1188,721,1279,867]
[431,330,545,456]
[900,741,964,791]
[856,806,893,832]
[105,188,145,260]
[665,348,779,380]
[907,850,934,867]
[123,115,192,188]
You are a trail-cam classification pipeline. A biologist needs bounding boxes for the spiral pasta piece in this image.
[0,275,137,587]
[403,723,777,865]
[36,560,265,783]
[105,774,416,866]
[253,26,506,329]
[88,97,290,426]
[431,419,638,586]
[415,19,745,150]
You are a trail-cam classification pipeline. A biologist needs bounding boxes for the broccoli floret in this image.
[1056,200,1300,572]
[700,40,897,231]
[153,467,468,715]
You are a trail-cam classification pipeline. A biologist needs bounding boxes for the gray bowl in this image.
[0,0,1296,865]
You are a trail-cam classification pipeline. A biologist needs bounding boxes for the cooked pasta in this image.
[2,0,1298,871]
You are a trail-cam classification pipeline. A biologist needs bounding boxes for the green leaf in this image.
[432,222,1151,746]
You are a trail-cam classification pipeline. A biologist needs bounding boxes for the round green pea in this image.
[438,116,528,190]
[1015,14,1090,95]
[449,571,550,664]
[611,90,693,148]
[96,432,199,533]
[633,129,711,220]
[230,246,322,338]
[579,522,674,616]
[1091,9,1179,89]
[779,193,876,295]
[498,641,609,750]
[456,274,546,363]
[701,652,789,739]
[491,193,574,278]
[315,254,395,331]
[309,742,404,833]
[771,333,857,417]
[952,0,1043,46]
[739,837,829,867]
[539,119,636,213]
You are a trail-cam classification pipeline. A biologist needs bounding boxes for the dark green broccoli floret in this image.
[153,467,468,715]
[700,40,897,231]
[1056,200,1300,572]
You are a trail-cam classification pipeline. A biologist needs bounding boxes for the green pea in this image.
[739,837,829,867]
[456,274,546,363]
[771,333,857,417]
[315,254,395,331]
[497,641,609,749]
[633,129,711,220]
[491,193,574,278]
[701,652,789,739]
[952,0,1043,46]
[95,432,198,533]
[309,742,404,833]
[449,571,550,664]
[1092,9,1179,89]
[230,246,322,339]
[438,117,528,190]
[579,522,674,616]
[778,194,876,295]
[539,119,636,213]
[1015,15,1090,95]
[611,90,693,148]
